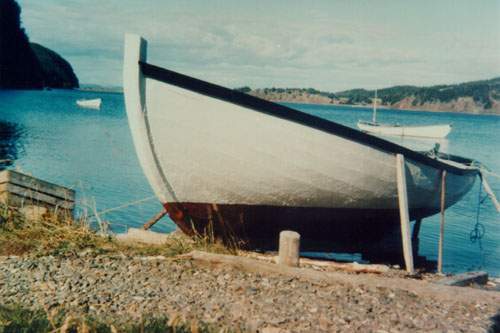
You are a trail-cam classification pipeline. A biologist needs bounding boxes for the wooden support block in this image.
[396,154,415,274]
[438,170,447,274]
[436,271,489,287]
[241,253,390,274]
[278,230,300,267]
[481,176,500,213]
[143,208,167,230]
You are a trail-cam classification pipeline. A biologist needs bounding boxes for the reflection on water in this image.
[0,121,23,170]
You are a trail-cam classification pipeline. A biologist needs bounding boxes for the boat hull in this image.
[163,201,452,247]
[357,121,451,138]
[123,35,478,245]
[76,98,102,109]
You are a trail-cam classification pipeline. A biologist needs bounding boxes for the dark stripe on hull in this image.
[163,202,436,251]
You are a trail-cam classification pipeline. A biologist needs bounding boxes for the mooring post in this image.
[278,230,300,267]
[396,154,415,274]
[438,170,447,274]
[143,208,168,230]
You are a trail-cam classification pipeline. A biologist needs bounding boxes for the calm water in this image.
[0,90,498,275]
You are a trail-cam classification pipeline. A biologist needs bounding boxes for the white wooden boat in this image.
[357,90,452,138]
[76,98,102,109]
[357,121,452,138]
[123,34,479,244]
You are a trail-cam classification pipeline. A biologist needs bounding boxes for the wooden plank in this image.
[143,208,168,230]
[481,176,500,213]
[0,170,75,201]
[396,154,415,274]
[438,170,447,274]
[185,251,500,304]
[0,192,73,215]
[0,183,74,210]
[243,253,390,274]
[436,271,488,287]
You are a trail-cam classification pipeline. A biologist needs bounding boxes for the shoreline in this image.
[70,85,500,116]
[4,87,499,116]
[274,99,500,116]
[76,87,123,95]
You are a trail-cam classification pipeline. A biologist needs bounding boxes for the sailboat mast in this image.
[372,89,377,123]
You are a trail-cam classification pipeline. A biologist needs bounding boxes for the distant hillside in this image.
[237,87,337,105]
[79,84,123,93]
[336,77,500,114]
[0,0,78,89]
[236,77,500,115]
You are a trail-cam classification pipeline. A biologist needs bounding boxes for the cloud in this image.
[17,0,500,90]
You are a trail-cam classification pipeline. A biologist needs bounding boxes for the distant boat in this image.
[123,34,479,244]
[357,90,452,138]
[76,98,102,109]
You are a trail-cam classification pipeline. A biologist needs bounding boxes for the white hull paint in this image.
[357,121,452,138]
[76,98,102,109]
[123,34,478,239]
[143,79,471,211]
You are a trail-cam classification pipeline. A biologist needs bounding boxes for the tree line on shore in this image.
[236,76,500,111]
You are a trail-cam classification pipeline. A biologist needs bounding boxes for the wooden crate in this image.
[0,170,75,217]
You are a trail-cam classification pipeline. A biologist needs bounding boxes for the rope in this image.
[479,173,500,213]
[480,168,500,180]
[93,195,157,216]
[469,182,485,249]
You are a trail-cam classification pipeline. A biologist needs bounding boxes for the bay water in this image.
[0,90,498,275]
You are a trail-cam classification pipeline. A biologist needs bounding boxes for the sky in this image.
[17,0,500,91]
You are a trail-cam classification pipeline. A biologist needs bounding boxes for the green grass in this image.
[0,203,235,258]
[0,205,239,332]
[0,304,223,333]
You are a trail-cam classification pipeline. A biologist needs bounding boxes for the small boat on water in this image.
[357,90,452,138]
[76,98,102,109]
[123,34,480,245]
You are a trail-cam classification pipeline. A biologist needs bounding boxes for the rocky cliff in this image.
[0,0,78,89]
[30,43,79,89]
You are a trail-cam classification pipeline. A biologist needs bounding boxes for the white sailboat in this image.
[357,90,452,138]
[76,98,102,109]
[123,34,479,244]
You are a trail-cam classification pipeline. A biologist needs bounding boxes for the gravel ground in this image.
[0,254,498,332]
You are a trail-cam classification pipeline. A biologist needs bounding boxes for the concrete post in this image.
[278,230,300,267]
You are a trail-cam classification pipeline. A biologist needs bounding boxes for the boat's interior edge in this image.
[139,61,478,177]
